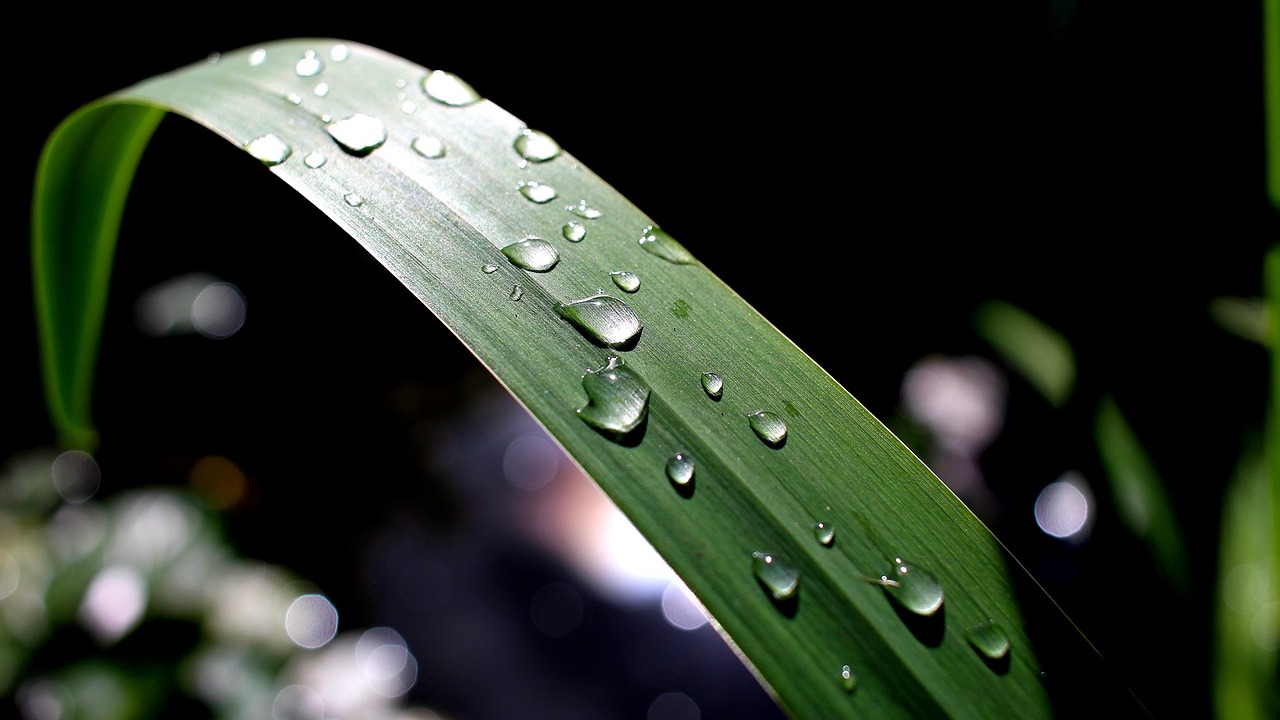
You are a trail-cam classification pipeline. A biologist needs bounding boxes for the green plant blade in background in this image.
[31,39,1139,719]
[974,299,1075,408]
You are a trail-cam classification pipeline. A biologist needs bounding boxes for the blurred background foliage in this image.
[5,2,1277,719]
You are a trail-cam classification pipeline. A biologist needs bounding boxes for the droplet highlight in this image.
[502,238,559,272]
[610,271,641,293]
[748,411,787,447]
[575,356,650,439]
[700,372,723,399]
[666,453,695,487]
[966,619,1011,660]
[303,151,327,169]
[751,551,799,601]
[813,522,835,547]
[343,192,365,207]
[326,114,387,156]
[295,50,323,77]
[840,665,858,693]
[482,264,499,274]
[562,222,586,242]
[509,286,524,301]
[873,557,944,617]
[566,200,602,219]
[556,294,644,348]
[245,134,291,166]
[638,225,696,264]
[412,135,446,159]
[519,181,558,204]
[514,128,561,162]
[248,48,267,66]
[423,69,482,106]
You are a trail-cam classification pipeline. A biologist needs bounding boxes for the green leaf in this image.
[31,39,1133,719]
[974,299,1075,408]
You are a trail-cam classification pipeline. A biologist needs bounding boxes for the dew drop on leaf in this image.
[295,50,323,77]
[610,271,641,293]
[514,128,561,162]
[343,192,364,207]
[666,453,695,487]
[748,411,787,447]
[329,44,350,62]
[248,48,267,66]
[313,82,330,97]
[501,238,559,272]
[700,372,723,399]
[326,114,387,156]
[245,134,291,166]
[575,356,650,440]
[874,557,944,617]
[751,551,799,601]
[556,294,643,348]
[840,664,858,693]
[566,200,602,219]
[519,182,558,204]
[638,225,696,265]
[303,151,327,169]
[412,135,446,159]
[509,285,524,301]
[966,619,1011,660]
[423,69,482,106]
[813,521,835,546]
[562,222,586,242]
[482,264,499,274]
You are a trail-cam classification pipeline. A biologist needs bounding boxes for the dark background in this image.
[7,3,1275,719]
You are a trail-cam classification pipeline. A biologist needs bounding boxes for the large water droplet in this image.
[813,521,835,546]
[423,69,482,106]
[502,238,559,272]
[700,372,723,399]
[638,225,696,264]
[748,411,787,447]
[966,619,1011,660]
[562,222,586,242]
[245,134,291,165]
[666,453,695,487]
[327,114,387,155]
[412,135,446,159]
[519,181,558,204]
[874,557,944,616]
[566,200,602,219]
[303,151,327,169]
[514,128,561,162]
[840,665,858,693]
[295,50,323,77]
[556,294,643,348]
[751,551,799,601]
[576,356,650,439]
[610,271,641,293]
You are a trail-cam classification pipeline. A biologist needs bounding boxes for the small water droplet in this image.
[748,411,787,447]
[638,225,696,264]
[343,192,364,207]
[482,264,499,274]
[514,128,561,162]
[873,557,944,616]
[327,113,387,155]
[509,285,524,301]
[412,135,446,159]
[556,294,644,348]
[207,52,221,64]
[303,151,327,169]
[285,92,303,105]
[330,44,350,62]
[313,82,330,97]
[423,69,482,106]
[249,48,268,66]
[610,271,641,293]
[813,522,836,546]
[966,619,1011,660]
[751,551,799,601]
[666,453,695,486]
[700,372,723,399]
[562,222,586,242]
[840,665,858,693]
[566,200,602,219]
[295,50,324,77]
[519,181,558,204]
[401,101,417,114]
[502,238,559,272]
[576,356,650,439]
[245,134,291,165]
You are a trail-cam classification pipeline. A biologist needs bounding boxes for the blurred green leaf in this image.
[974,299,1075,407]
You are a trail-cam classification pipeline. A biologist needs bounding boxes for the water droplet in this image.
[343,192,365,207]
[514,128,561,162]
[249,48,268,66]
[840,665,858,693]
[873,557,944,616]
[330,44,350,62]
[966,619,1011,660]
[295,50,324,77]
[700,372,723,399]
[813,522,835,546]
[412,135,446,158]
[423,69,482,106]
[566,200,602,219]
[402,101,417,114]
[519,181,558,204]
[313,82,330,97]
[748,411,787,447]
[556,294,644,348]
[482,264,499,274]
[509,285,524,301]
[245,134,291,165]
[610,271,641,293]
[576,356,650,439]
[303,151,327,169]
[501,238,559,272]
[666,453,695,486]
[562,222,586,242]
[638,225,696,264]
[751,551,799,601]
[327,113,387,155]
[285,92,303,105]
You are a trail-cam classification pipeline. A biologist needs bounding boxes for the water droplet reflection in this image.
[562,222,586,242]
[840,664,858,693]
[966,619,1012,660]
[566,200,602,219]
[700,372,723,399]
[326,113,387,155]
[411,135,446,159]
[502,238,560,272]
[873,557,944,616]
[638,225,696,264]
[813,521,835,546]
[245,134,291,165]
[747,411,787,448]
[610,271,641,293]
[514,128,561,162]
[751,551,799,601]
[295,50,323,77]
[666,453,695,487]
[556,294,643,348]
[575,356,650,439]
[423,69,482,106]
[519,181,558,204]
[303,151,327,168]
